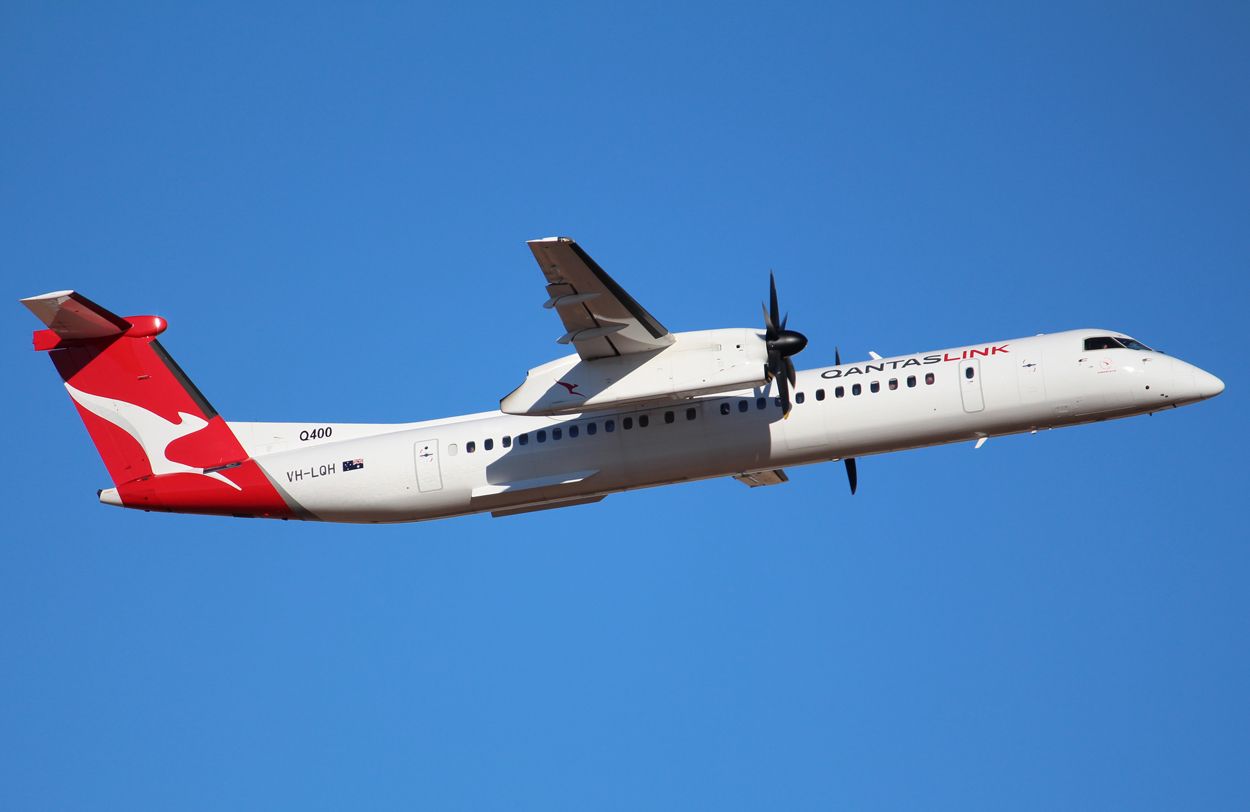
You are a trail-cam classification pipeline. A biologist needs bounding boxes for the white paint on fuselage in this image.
[239,329,1223,523]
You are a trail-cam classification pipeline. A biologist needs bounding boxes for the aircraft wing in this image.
[528,237,675,361]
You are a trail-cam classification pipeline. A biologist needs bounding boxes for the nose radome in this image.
[1194,368,1225,399]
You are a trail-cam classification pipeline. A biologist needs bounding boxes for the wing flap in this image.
[491,495,605,518]
[733,469,790,487]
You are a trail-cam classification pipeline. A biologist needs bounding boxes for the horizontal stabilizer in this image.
[20,290,131,339]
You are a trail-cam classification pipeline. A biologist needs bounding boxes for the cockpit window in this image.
[1084,336,1154,352]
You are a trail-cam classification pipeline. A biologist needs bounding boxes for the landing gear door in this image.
[959,359,985,413]
[414,440,443,492]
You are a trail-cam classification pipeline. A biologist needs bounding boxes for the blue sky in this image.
[2,2,1247,809]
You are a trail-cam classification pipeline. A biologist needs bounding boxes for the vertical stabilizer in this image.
[22,291,296,518]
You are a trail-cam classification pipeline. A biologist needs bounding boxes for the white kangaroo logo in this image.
[65,384,242,491]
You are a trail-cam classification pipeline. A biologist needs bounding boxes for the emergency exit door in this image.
[959,359,985,413]
[414,440,443,492]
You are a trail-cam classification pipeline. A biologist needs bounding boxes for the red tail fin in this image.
[23,291,294,518]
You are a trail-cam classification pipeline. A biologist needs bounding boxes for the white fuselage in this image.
[222,329,1223,523]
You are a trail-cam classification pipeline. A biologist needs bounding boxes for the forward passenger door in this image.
[958,360,985,412]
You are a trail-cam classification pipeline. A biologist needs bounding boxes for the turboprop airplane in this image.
[22,237,1224,523]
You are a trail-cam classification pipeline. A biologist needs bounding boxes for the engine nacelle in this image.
[501,328,768,416]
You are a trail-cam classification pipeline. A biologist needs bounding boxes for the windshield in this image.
[1083,336,1154,352]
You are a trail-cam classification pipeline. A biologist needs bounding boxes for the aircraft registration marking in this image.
[287,462,336,483]
[285,458,366,483]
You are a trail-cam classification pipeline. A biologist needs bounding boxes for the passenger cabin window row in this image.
[453,405,699,456]
[830,373,937,397]
[453,368,942,456]
[715,372,940,412]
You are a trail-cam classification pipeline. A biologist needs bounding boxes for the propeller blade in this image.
[844,457,858,495]
[761,302,776,336]
[835,346,842,366]
[777,368,792,418]
[784,356,797,387]
[769,272,780,336]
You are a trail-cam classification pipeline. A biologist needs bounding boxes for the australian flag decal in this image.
[343,459,365,472]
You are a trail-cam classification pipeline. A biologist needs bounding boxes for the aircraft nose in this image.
[1193,368,1225,399]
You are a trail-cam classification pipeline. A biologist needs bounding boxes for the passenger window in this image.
[587,422,597,435]
[835,386,845,398]
[907,375,916,388]
[552,428,562,440]
[448,443,458,456]
[623,417,633,430]
[738,400,749,413]
[484,438,494,451]
[889,378,898,390]
[664,411,675,424]
[466,441,476,453]
[965,366,975,380]
[870,381,880,394]
[569,425,579,438]
[852,383,862,396]
[925,372,935,385]
[774,397,782,407]
[720,402,731,415]
[639,414,649,428]
[536,429,547,443]
[502,435,512,448]
[518,434,528,446]
[686,407,696,420]
[605,419,615,432]
[816,389,825,401]
[796,391,805,404]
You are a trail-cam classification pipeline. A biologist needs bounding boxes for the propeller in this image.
[762,277,858,493]
[834,346,858,494]
[761,272,808,417]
